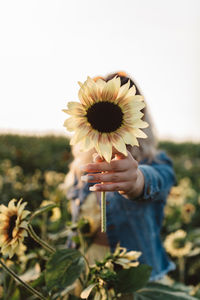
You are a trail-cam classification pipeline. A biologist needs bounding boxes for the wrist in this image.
[126,169,145,200]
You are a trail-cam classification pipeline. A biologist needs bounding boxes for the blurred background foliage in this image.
[0,134,200,299]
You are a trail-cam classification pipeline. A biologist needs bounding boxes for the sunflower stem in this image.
[0,259,46,300]
[101,191,106,232]
[178,256,185,283]
[28,224,56,254]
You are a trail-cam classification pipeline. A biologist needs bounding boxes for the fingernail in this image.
[89,185,98,191]
[81,175,94,182]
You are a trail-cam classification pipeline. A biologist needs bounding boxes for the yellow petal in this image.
[124,251,142,260]
[126,85,136,97]
[98,134,112,162]
[111,135,127,156]
[132,95,144,102]
[0,235,7,246]
[101,77,120,101]
[78,85,93,107]
[127,101,145,112]
[64,117,84,132]
[133,120,149,128]
[78,81,83,87]
[21,210,31,219]
[86,77,99,101]
[0,204,8,214]
[63,117,76,131]
[8,199,16,209]
[20,221,28,230]
[79,134,95,152]
[132,128,147,138]
[70,126,90,145]
[95,78,106,93]
[18,202,27,216]
[67,102,83,110]
[125,112,144,123]
[121,131,139,146]
[117,80,130,98]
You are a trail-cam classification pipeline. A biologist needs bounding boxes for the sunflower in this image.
[164,229,192,258]
[0,199,30,258]
[63,76,148,162]
[181,203,196,224]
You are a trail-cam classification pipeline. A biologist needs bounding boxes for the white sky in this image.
[0,0,199,141]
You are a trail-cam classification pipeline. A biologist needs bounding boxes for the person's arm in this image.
[80,149,144,199]
[137,153,176,201]
[80,150,176,202]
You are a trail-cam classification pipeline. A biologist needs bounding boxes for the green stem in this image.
[178,256,185,283]
[0,259,46,300]
[77,228,86,255]
[28,224,56,254]
[101,191,106,232]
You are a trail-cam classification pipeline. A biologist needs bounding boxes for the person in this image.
[64,72,176,290]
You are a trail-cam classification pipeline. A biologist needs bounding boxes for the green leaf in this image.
[133,282,198,300]
[116,264,152,294]
[45,249,85,293]
[30,204,57,222]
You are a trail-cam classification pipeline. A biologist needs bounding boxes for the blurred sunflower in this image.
[78,216,97,237]
[181,203,196,224]
[0,199,30,258]
[164,229,192,258]
[63,76,148,162]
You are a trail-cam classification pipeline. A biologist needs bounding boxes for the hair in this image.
[65,72,158,188]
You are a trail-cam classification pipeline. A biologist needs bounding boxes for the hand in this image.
[80,150,144,199]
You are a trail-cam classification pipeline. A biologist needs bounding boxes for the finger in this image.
[89,182,133,193]
[81,151,137,173]
[93,153,104,163]
[81,170,135,183]
[81,159,128,173]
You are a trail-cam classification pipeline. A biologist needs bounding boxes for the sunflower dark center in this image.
[86,102,123,133]
[8,215,17,240]
[173,238,186,249]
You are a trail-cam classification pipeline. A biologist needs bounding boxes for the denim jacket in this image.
[67,151,176,281]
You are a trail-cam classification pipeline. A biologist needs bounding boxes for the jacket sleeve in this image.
[137,152,176,202]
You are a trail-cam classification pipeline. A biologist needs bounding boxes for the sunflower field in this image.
[0,134,200,300]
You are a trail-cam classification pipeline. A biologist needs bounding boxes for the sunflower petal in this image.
[133,120,149,128]
[121,131,139,146]
[70,127,90,145]
[86,77,99,101]
[0,204,8,214]
[128,100,145,111]
[21,210,31,219]
[79,134,95,152]
[126,85,136,97]
[111,135,127,156]
[117,80,130,99]
[67,102,83,110]
[98,134,112,163]
[132,128,147,138]
[8,199,16,209]
[102,77,120,101]
[95,78,106,93]
[18,202,27,216]
[64,117,85,132]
